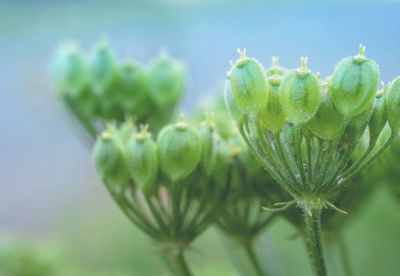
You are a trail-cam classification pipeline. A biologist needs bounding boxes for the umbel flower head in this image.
[51,40,186,138]
[225,45,399,215]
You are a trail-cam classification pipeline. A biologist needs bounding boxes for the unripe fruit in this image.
[199,118,218,175]
[125,126,158,195]
[386,76,400,133]
[306,92,344,140]
[349,100,374,130]
[93,126,128,188]
[266,56,286,77]
[89,41,116,94]
[224,80,245,123]
[228,49,269,113]
[329,45,379,118]
[369,85,387,145]
[52,44,87,96]
[279,57,321,125]
[148,51,186,107]
[157,117,201,182]
[257,74,286,133]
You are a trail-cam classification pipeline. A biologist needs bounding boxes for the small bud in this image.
[329,45,380,117]
[228,51,269,113]
[306,93,345,140]
[257,74,286,133]
[125,125,158,195]
[386,76,400,133]
[51,44,87,96]
[279,57,321,125]
[368,86,388,145]
[89,40,116,94]
[157,117,201,182]
[148,50,186,107]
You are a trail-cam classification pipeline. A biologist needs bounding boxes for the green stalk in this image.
[242,241,267,276]
[164,247,193,276]
[337,231,353,276]
[303,208,327,276]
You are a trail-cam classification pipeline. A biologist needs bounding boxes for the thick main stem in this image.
[303,208,327,276]
[242,241,267,276]
[164,247,193,276]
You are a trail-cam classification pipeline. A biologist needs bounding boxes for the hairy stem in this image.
[303,208,327,276]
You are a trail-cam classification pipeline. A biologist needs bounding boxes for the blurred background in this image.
[1,0,400,275]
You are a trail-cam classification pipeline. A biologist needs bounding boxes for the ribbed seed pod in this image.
[148,51,186,107]
[306,87,344,140]
[368,85,388,145]
[224,80,245,123]
[125,126,158,195]
[89,41,116,94]
[386,76,400,133]
[279,57,321,125]
[257,73,286,133]
[93,126,128,188]
[228,49,269,114]
[199,118,218,175]
[157,117,201,182]
[52,44,87,97]
[329,45,379,118]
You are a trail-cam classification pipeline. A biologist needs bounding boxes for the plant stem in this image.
[303,208,327,276]
[242,241,267,276]
[164,247,193,276]
[337,231,353,276]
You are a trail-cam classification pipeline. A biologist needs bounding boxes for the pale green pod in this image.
[52,44,87,97]
[306,93,344,140]
[329,45,379,118]
[125,127,158,195]
[157,119,201,182]
[89,41,116,94]
[257,74,286,133]
[279,58,321,125]
[228,50,269,113]
[368,88,387,145]
[265,56,286,77]
[148,51,186,107]
[349,100,374,130]
[224,80,245,123]
[199,119,218,175]
[386,77,400,133]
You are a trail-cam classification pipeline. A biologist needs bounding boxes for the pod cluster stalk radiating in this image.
[225,46,400,276]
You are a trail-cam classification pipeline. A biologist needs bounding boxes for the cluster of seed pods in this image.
[52,40,186,137]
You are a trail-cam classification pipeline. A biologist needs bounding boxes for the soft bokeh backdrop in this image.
[1,0,400,275]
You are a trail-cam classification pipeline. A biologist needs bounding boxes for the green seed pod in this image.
[89,40,116,94]
[266,56,286,77]
[386,76,400,133]
[224,80,245,123]
[306,88,344,140]
[368,84,388,145]
[228,49,269,113]
[157,117,201,182]
[148,50,186,107]
[52,44,87,97]
[279,57,321,125]
[125,126,158,195]
[329,45,379,118]
[349,100,374,130]
[199,117,218,175]
[257,73,286,133]
[93,126,129,188]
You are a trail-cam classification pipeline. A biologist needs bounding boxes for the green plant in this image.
[225,46,400,276]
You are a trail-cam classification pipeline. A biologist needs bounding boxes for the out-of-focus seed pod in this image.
[306,85,344,140]
[224,80,245,123]
[199,117,218,175]
[257,73,286,133]
[89,40,116,94]
[368,84,388,145]
[148,50,186,108]
[157,117,201,182]
[387,76,400,133]
[93,126,128,188]
[117,117,136,145]
[52,44,87,97]
[212,139,232,188]
[329,45,380,118]
[279,57,321,125]
[227,49,269,113]
[266,56,285,77]
[125,126,158,195]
